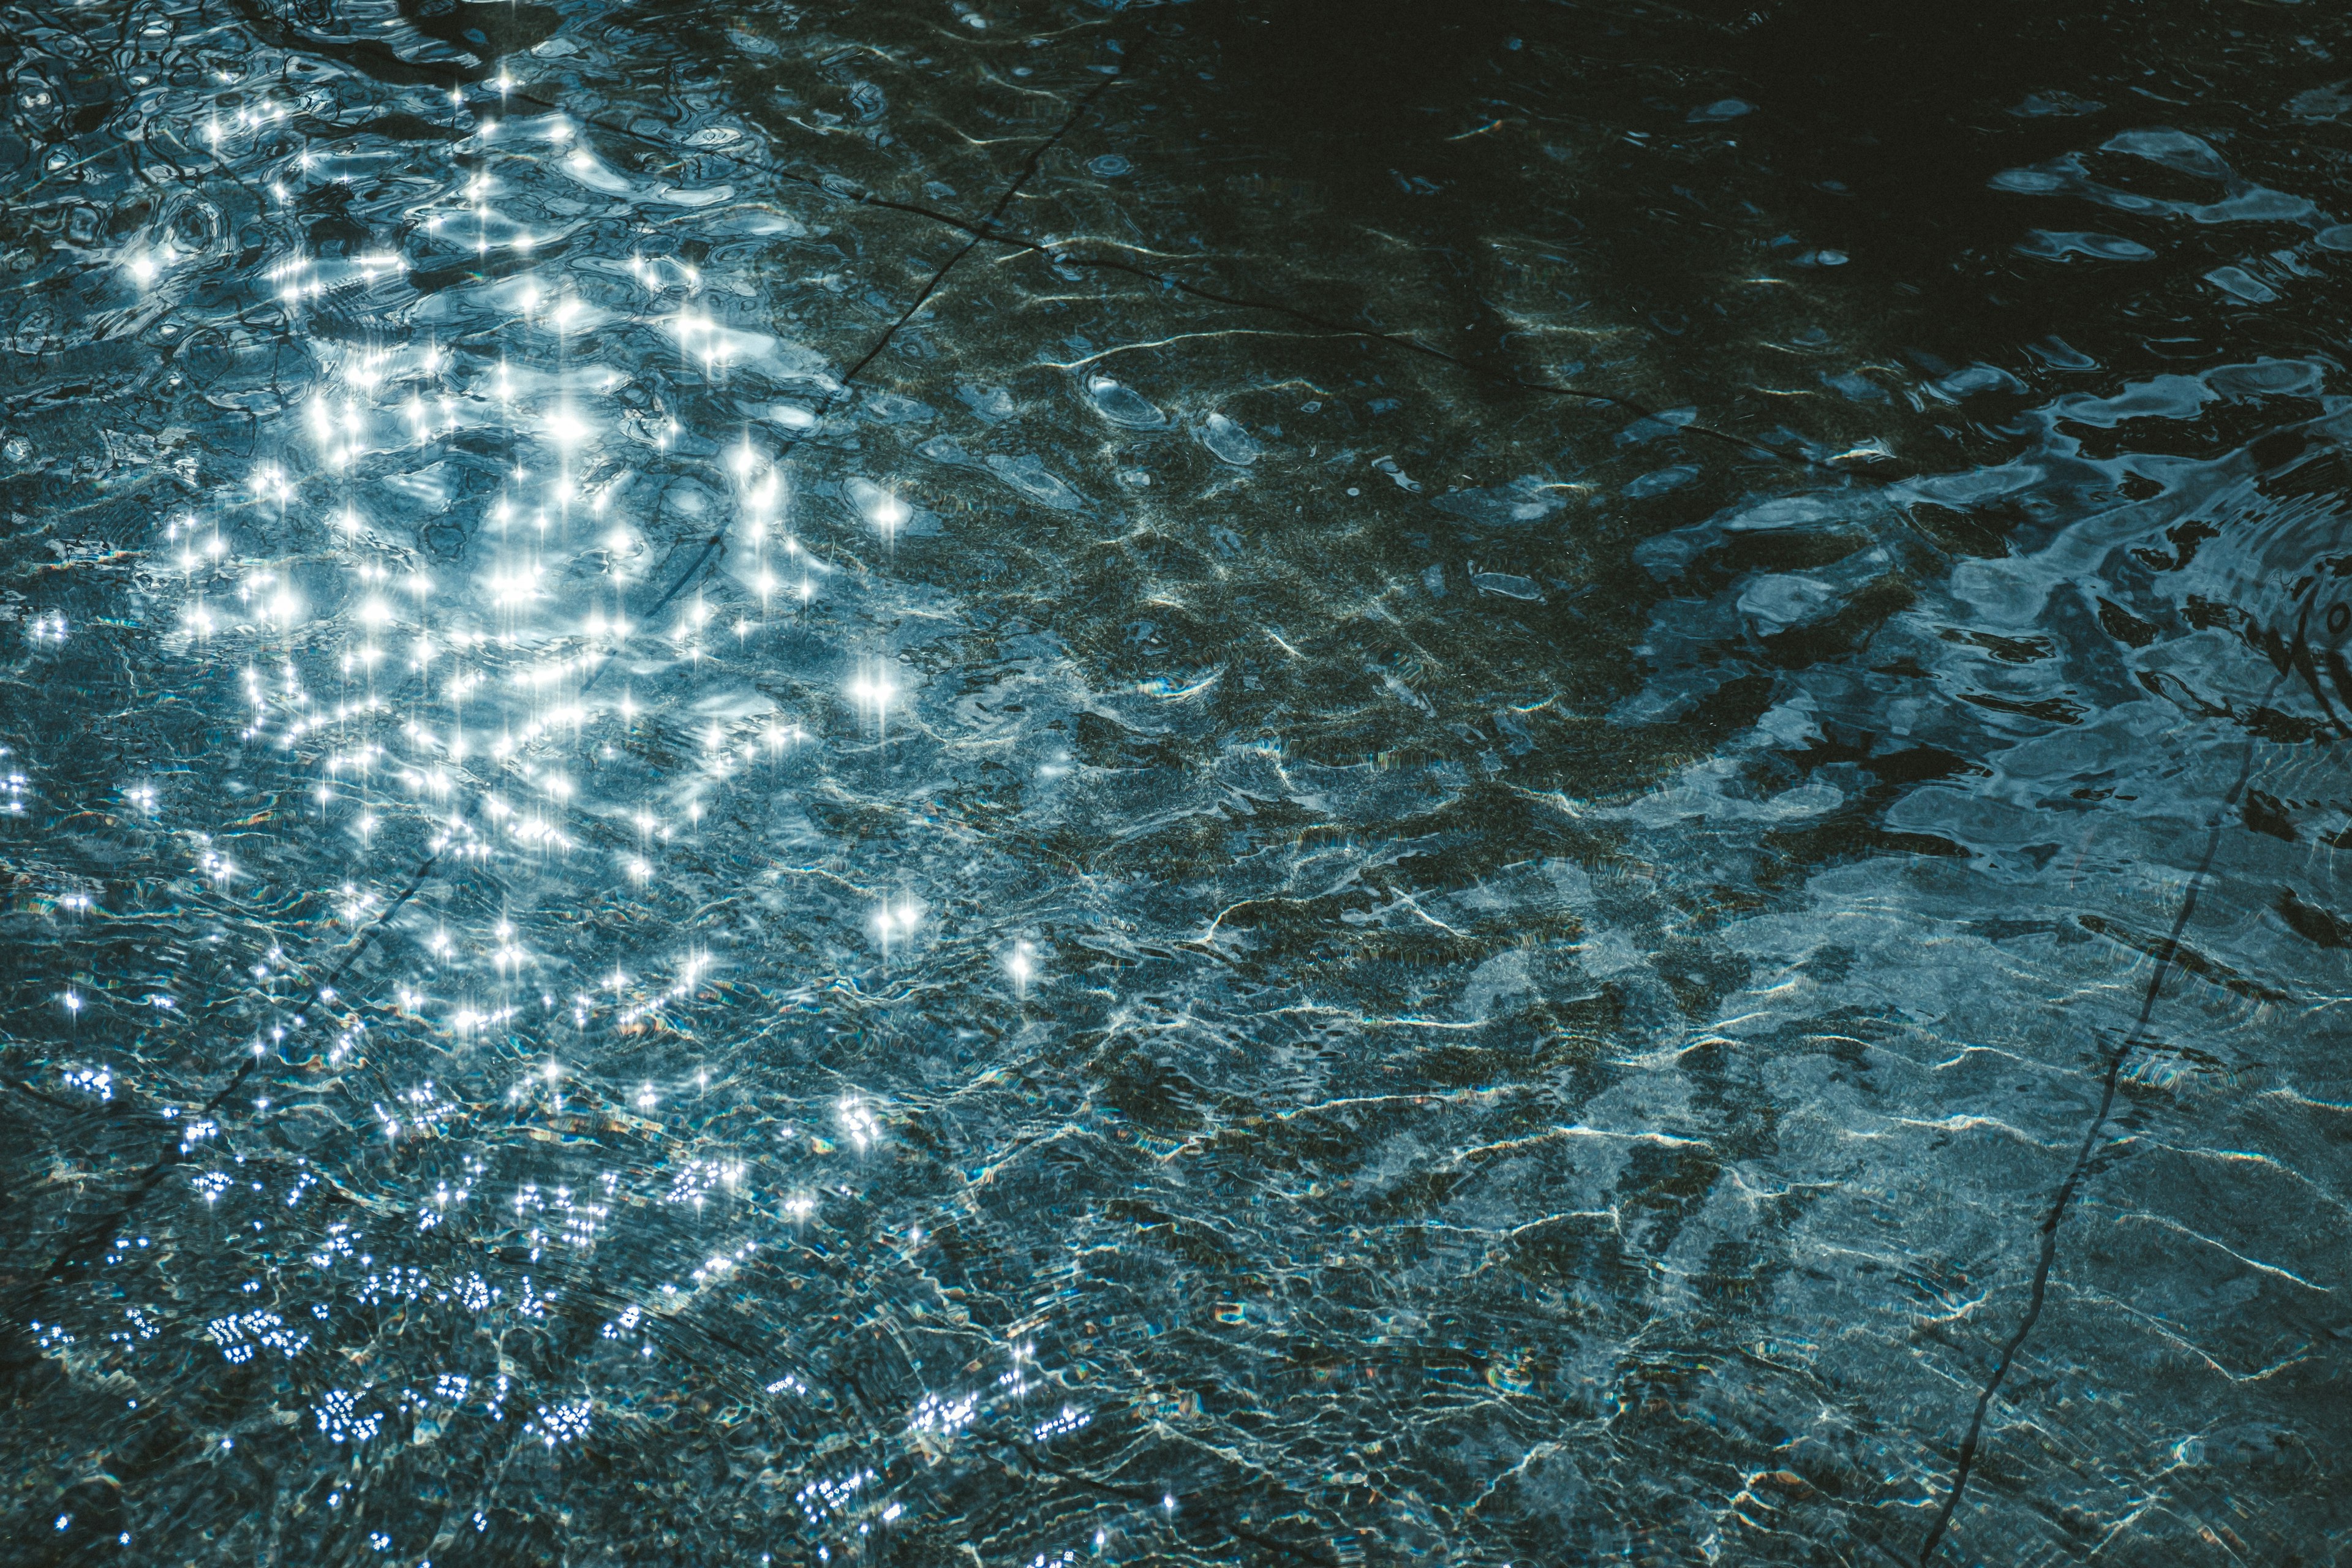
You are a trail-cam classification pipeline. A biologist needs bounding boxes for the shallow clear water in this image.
[4,2,2351,1564]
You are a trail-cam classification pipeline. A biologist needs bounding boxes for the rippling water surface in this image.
[5,2,2351,1564]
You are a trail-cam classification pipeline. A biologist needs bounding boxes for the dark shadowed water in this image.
[4,2,2350,1564]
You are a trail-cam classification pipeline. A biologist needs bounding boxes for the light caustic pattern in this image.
[6,14,1100,1568]
[10,2,2352,1567]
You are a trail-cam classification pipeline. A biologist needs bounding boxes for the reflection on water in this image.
[4,1,2350,1564]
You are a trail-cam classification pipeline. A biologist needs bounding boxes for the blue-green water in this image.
[4,3,2350,1564]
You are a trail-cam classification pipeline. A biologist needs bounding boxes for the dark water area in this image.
[3,1,2350,1564]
